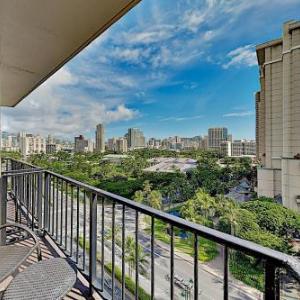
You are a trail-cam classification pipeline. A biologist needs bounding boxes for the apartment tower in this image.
[256,20,300,211]
[127,128,145,149]
[95,123,105,153]
[208,127,228,149]
[19,132,46,157]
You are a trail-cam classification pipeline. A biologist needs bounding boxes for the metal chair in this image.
[0,223,42,283]
[2,258,76,300]
[0,224,76,299]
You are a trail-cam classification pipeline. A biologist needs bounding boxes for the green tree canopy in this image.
[241,200,300,237]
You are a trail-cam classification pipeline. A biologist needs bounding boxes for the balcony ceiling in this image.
[0,0,140,107]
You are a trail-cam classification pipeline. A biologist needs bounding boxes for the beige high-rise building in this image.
[220,140,256,157]
[19,132,46,157]
[116,137,128,153]
[95,124,105,153]
[256,20,300,212]
[107,137,128,153]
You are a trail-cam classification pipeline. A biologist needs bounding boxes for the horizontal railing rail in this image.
[2,157,300,300]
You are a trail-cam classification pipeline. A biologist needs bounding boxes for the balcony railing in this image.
[1,157,300,300]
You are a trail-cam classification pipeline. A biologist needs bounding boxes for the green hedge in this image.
[105,263,151,300]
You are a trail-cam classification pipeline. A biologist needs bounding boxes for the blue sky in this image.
[3,0,300,140]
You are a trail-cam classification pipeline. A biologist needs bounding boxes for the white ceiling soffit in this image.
[0,0,140,107]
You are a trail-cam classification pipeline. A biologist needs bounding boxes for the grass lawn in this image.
[105,263,151,300]
[145,219,218,262]
[229,252,264,291]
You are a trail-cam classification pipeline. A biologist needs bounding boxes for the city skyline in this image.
[2,125,255,144]
[2,1,299,140]
[2,125,256,156]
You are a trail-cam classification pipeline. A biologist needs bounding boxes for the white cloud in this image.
[222,44,257,69]
[106,105,139,122]
[160,115,203,122]
[202,30,218,41]
[223,111,254,117]
[112,48,143,64]
[2,67,139,136]
[125,25,175,44]
[46,67,77,87]
[183,10,206,33]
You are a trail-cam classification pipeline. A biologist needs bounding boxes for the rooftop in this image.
[144,157,198,173]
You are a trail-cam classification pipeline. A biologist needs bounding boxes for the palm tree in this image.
[143,180,152,198]
[125,236,135,277]
[193,189,216,219]
[149,190,162,210]
[133,190,144,203]
[124,236,149,277]
[105,225,122,247]
[219,201,239,235]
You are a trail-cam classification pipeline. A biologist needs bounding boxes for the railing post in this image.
[37,172,43,229]
[223,246,228,300]
[89,193,97,295]
[44,172,50,231]
[0,176,8,245]
[265,259,279,300]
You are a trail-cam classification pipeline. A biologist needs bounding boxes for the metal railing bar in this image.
[76,186,80,264]
[70,185,74,257]
[60,178,63,246]
[48,174,51,233]
[65,182,68,251]
[43,173,48,230]
[121,204,126,300]
[135,210,139,300]
[52,176,55,236]
[83,190,86,271]
[194,233,198,300]
[101,197,105,292]
[89,193,97,295]
[223,246,228,300]
[111,201,116,300]
[31,173,35,230]
[3,169,44,176]
[151,216,155,300]
[56,177,59,239]
[170,225,174,300]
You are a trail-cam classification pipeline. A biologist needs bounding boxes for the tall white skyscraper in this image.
[95,124,105,153]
